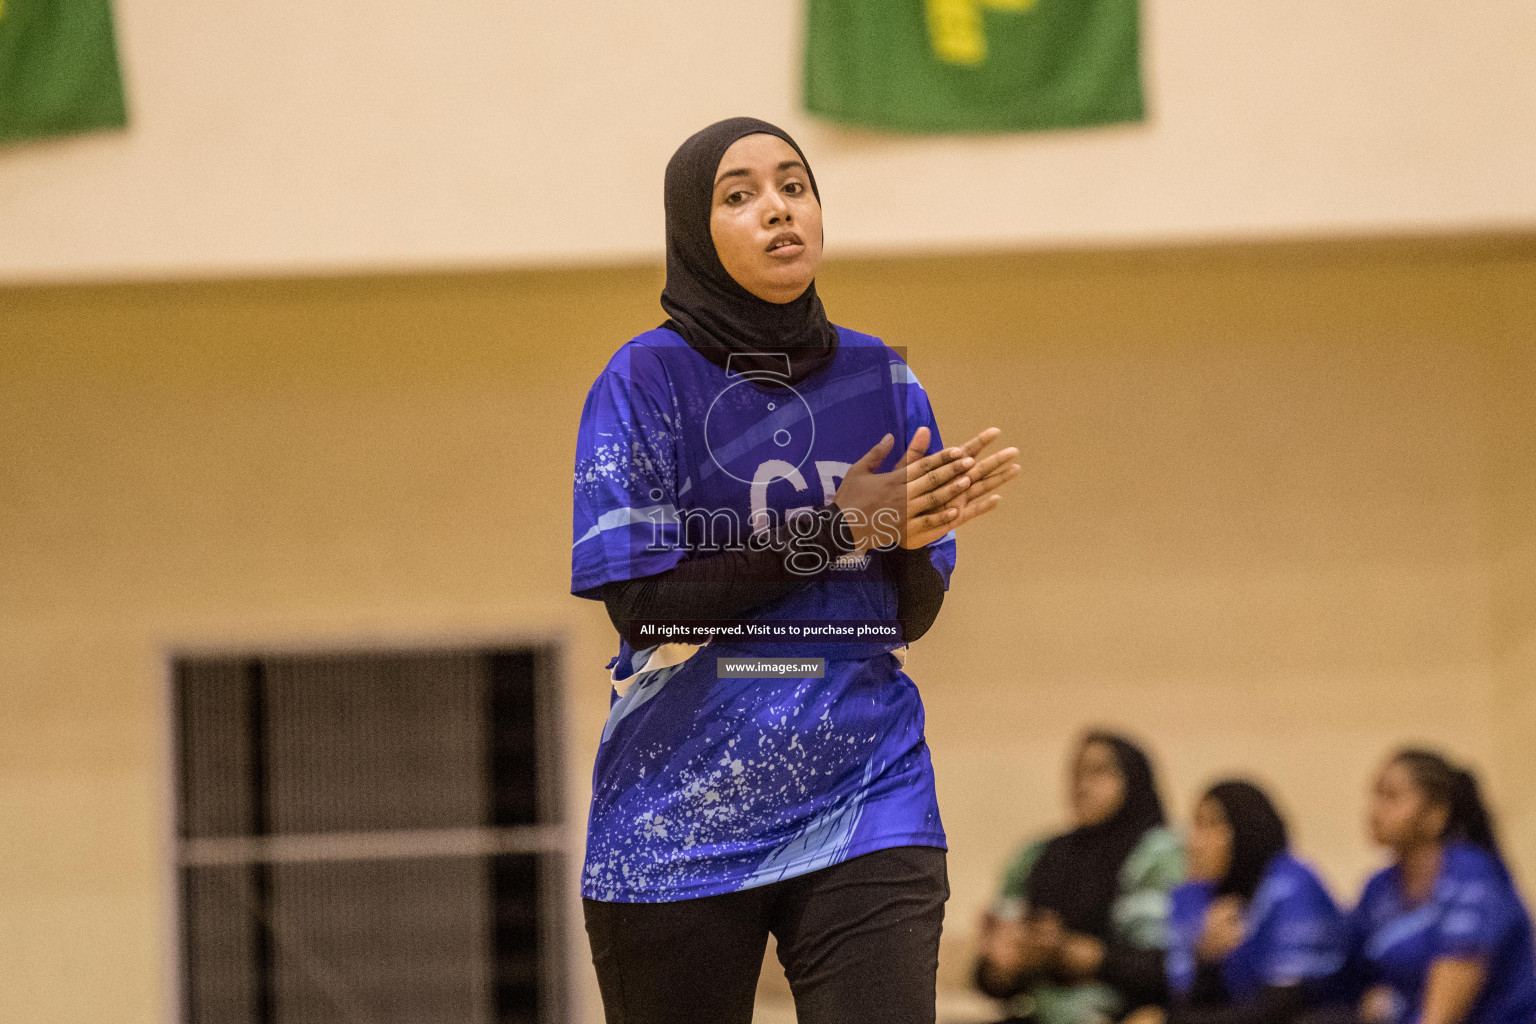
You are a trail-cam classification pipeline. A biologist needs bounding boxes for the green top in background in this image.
[804,0,1144,133]
[989,825,1184,1024]
[0,0,127,145]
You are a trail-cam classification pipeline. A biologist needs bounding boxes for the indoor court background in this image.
[3,2,1535,1023]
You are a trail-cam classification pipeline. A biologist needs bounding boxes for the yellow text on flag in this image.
[925,0,1038,65]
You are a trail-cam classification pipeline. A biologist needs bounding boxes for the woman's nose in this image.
[763,190,792,224]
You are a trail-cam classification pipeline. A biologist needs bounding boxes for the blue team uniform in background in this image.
[1345,842,1536,1024]
[1168,851,1349,1003]
[570,326,956,902]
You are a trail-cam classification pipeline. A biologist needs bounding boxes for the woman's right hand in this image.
[833,426,1019,550]
[831,427,970,550]
[908,426,1020,548]
[1196,896,1246,963]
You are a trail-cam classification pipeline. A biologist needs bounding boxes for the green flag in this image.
[804,0,1143,133]
[0,0,128,145]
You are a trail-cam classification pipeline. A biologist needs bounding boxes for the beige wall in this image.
[1487,326,1536,887]
[1,236,1533,1022]
[3,0,1536,282]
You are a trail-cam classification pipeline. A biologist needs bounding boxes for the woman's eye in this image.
[784,182,804,195]
[726,191,747,205]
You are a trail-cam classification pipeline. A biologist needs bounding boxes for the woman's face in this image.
[1070,740,1126,827]
[1187,796,1234,883]
[709,133,823,304]
[1369,759,1448,851]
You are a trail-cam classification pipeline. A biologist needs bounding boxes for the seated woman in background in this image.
[975,731,1185,1024]
[1128,780,1348,1024]
[1340,748,1536,1024]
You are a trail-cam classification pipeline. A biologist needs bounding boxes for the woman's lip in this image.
[767,241,805,258]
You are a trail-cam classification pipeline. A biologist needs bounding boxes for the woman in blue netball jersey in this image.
[1129,780,1347,1024]
[570,117,1021,1024]
[1339,749,1536,1024]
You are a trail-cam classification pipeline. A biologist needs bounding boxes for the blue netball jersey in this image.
[1168,852,1348,1003]
[1346,842,1536,1024]
[570,326,955,902]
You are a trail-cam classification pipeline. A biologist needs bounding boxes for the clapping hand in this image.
[833,426,1020,551]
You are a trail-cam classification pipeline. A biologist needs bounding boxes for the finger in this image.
[959,427,1003,458]
[896,426,931,469]
[967,446,1020,479]
[954,493,1003,527]
[948,461,1015,499]
[922,466,1014,521]
[909,504,960,534]
[904,444,967,482]
[908,472,973,515]
[907,505,960,538]
[854,433,895,471]
[905,488,944,518]
[960,463,1022,500]
[908,454,974,497]
[906,487,949,519]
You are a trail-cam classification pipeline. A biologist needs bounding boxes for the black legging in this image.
[583,845,949,1024]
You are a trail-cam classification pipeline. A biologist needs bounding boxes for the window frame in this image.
[159,628,574,1024]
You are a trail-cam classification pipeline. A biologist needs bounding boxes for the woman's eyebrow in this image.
[713,160,807,188]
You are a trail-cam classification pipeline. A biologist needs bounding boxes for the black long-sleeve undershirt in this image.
[597,505,946,649]
[882,543,946,644]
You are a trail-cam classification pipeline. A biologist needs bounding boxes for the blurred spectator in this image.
[975,731,1184,1024]
[1125,780,1348,1024]
[1334,749,1536,1024]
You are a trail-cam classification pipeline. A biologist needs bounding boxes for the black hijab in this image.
[660,117,840,387]
[1025,731,1168,940]
[1204,780,1289,902]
